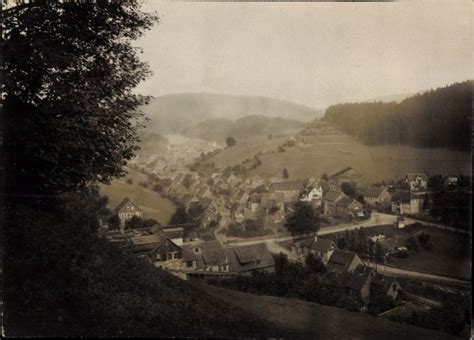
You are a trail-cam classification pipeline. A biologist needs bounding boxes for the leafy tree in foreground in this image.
[284,201,320,236]
[2,1,158,197]
[2,1,158,336]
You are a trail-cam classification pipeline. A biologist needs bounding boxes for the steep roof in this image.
[270,181,304,192]
[226,243,275,272]
[336,196,354,208]
[391,190,411,204]
[359,186,387,199]
[345,269,374,291]
[114,197,141,214]
[182,240,227,268]
[324,190,346,202]
[370,275,400,294]
[311,238,336,253]
[328,250,359,273]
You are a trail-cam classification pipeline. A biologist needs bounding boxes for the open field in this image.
[99,168,176,225]
[204,285,459,340]
[323,223,471,281]
[384,225,471,280]
[207,124,471,184]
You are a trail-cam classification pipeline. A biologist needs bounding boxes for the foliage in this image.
[4,196,280,337]
[126,178,133,185]
[125,215,143,229]
[305,253,327,273]
[430,189,471,229]
[417,233,433,250]
[108,214,121,231]
[169,206,189,225]
[225,136,237,147]
[277,146,285,152]
[388,292,470,336]
[324,81,472,151]
[210,252,348,310]
[2,1,159,196]
[340,181,358,198]
[406,237,419,254]
[284,201,320,236]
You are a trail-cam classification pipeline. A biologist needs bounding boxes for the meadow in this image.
[99,168,176,225]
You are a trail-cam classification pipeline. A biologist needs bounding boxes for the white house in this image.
[300,185,323,207]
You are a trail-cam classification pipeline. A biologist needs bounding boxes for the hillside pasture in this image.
[207,124,471,184]
[99,168,176,225]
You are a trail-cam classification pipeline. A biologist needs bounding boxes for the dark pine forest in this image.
[323,80,472,151]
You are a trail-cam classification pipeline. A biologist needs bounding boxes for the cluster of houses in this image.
[102,210,276,280]
[292,235,401,307]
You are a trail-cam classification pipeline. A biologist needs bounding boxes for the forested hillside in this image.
[182,115,304,142]
[323,81,472,151]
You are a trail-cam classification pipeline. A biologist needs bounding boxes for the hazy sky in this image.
[135,1,472,108]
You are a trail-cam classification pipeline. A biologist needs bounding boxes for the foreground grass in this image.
[205,284,462,340]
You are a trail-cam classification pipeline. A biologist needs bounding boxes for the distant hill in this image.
[362,92,415,103]
[142,93,323,134]
[323,80,472,151]
[182,115,305,142]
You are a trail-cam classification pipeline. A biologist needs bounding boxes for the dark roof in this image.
[226,243,275,272]
[328,250,359,273]
[311,238,336,252]
[336,196,354,208]
[324,190,346,202]
[370,275,400,294]
[182,240,227,268]
[391,190,411,204]
[359,186,387,199]
[345,269,373,291]
[114,197,141,214]
[270,181,304,192]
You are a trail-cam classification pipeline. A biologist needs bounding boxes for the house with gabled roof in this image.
[405,173,428,192]
[181,240,229,273]
[359,186,392,208]
[322,190,347,216]
[345,267,376,304]
[327,249,363,274]
[269,180,304,202]
[225,243,275,275]
[114,197,142,230]
[335,197,364,217]
[300,184,323,207]
[292,236,337,264]
[391,190,424,215]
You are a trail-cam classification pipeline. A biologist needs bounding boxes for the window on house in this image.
[186,261,193,267]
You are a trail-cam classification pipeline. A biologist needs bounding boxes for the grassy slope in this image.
[99,168,175,224]
[207,125,471,184]
[206,285,461,340]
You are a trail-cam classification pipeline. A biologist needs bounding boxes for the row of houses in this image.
[103,224,275,279]
[292,236,401,306]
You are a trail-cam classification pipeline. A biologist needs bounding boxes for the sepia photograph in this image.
[0,0,472,338]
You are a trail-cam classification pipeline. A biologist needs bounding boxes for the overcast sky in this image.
[134,1,472,109]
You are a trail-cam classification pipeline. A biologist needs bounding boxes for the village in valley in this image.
[97,120,471,333]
